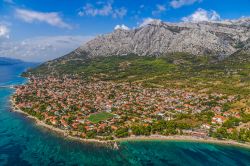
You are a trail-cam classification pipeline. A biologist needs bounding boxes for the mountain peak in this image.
[140,19,163,27]
[55,19,250,62]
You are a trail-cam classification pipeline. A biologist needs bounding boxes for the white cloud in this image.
[78,2,127,18]
[182,8,220,22]
[139,18,162,27]
[157,5,167,12]
[114,24,130,30]
[112,8,127,18]
[79,3,112,17]
[170,0,202,8]
[152,4,167,16]
[0,36,93,62]
[15,8,72,29]
[0,24,10,39]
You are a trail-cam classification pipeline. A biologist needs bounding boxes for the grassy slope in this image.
[26,52,250,97]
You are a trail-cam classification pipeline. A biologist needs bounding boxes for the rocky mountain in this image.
[63,18,250,61]
[27,18,250,77]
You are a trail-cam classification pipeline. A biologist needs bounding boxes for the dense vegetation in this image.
[26,52,250,97]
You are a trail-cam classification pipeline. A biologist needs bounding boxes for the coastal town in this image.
[12,76,250,142]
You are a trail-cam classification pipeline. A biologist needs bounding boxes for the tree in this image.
[228,129,238,140]
[67,116,75,125]
[213,127,228,139]
[241,113,250,123]
[78,124,86,132]
[86,130,97,139]
[152,120,167,133]
[115,127,129,138]
[222,103,231,112]
[131,125,151,136]
[238,129,250,142]
[222,117,240,128]
[176,122,191,129]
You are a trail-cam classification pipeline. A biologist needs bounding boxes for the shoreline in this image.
[115,135,250,149]
[9,97,111,145]
[9,97,250,150]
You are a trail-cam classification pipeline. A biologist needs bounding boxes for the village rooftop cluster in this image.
[13,76,241,140]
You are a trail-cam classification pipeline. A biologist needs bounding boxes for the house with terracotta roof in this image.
[212,115,227,124]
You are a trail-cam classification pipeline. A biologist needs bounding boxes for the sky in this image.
[0,0,249,62]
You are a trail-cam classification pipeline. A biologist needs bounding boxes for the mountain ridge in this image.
[27,18,250,76]
[76,18,250,59]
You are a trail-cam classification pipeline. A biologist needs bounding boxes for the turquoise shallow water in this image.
[0,63,250,166]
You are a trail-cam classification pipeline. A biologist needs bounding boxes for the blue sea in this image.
[0,63,250,166]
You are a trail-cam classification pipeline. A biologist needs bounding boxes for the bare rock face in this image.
[68,18,250,59]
